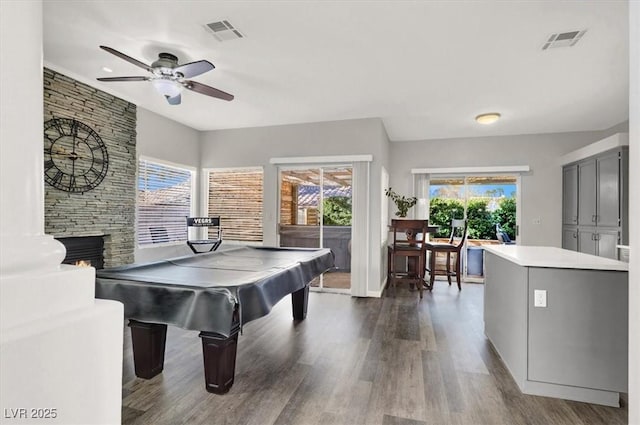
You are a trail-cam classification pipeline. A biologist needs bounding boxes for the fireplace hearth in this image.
[56,236,105,269]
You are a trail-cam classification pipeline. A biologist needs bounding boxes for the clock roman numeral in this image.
[68,175,77,191]
[52,170,64,185]
[70,120,79,138]
[53,120,66,136]
[44,159,54,171]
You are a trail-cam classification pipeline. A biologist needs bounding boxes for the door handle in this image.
[573,232,577,239]
[592,215,597,223]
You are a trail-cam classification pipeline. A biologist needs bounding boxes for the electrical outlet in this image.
[534,289,547,308]
[532,217,542,225]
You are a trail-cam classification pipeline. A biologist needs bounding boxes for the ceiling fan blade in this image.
[183,80,234,101]
[174,60,215,79]
[97,76,150,82]
[166,94,181,105]
[99,45,154,73]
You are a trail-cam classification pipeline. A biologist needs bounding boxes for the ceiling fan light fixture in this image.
[151,78,183,99]
[475,112,501,125]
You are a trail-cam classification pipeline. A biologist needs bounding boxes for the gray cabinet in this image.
[562,227,578,251]
[562,148,627,259]
[597,152,621,227]
[577,159,597,226]
[562,165,578,225]
[577,228,598,256]
[597,229,620,260]
[577,227,619,259]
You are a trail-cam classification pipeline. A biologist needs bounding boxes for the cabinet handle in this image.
[573,232,577,239]
[592,215,597,222]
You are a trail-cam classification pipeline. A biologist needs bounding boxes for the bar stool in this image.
[387,219,429,298]
[424,219,468,290]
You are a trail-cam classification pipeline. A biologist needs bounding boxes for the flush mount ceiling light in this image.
[102,66,113,73]
[475,113,501,125]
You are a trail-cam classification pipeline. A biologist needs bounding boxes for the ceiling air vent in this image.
[542,30,587,50]
[205,20,244,42]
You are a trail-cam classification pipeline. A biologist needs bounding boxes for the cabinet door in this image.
[562,227,578,251]
[578,159,597,225]
[578,229,597,256]
[596,229,619,260]
[562,165,578,225]
[597,153,620,227]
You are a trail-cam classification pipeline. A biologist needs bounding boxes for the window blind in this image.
[137,159,193,246]
[208,169,263,242]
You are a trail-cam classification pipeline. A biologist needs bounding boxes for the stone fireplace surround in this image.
[43,68,137,267]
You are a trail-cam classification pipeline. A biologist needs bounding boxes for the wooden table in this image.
[387,224,439,290]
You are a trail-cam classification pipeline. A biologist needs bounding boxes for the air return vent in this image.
[205,20,244,42]
[542,30,587,50]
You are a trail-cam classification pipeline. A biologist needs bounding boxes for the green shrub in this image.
[429,198,464,238]
[466,199,495,240]
[429,196,516,240]
[492,197,516,240]
[323,196,352,226]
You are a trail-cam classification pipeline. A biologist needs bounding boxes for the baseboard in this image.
[367,278,388,298]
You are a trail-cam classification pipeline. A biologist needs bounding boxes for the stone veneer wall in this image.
[43,68,136,267]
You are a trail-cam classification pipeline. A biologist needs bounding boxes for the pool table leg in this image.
[199,328,240,394]
[291,284,310,320]
[128,320,167,379]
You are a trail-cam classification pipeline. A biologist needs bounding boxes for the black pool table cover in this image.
[96,246,334,337]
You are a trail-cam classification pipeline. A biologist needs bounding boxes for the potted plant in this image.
[385,187,417,218]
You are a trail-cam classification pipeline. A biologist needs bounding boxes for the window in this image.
[207,168,263,242]
[137,158,194,246]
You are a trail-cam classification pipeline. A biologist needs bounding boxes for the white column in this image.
[0,0,65,275]
[0,2,123,424]
[628,1,639,422]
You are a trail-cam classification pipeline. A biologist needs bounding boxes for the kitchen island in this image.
[483,245,628,407]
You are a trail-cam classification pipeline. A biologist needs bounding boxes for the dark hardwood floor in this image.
[121,282,628,425]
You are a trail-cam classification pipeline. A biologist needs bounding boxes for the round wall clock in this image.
[43,117,109,193]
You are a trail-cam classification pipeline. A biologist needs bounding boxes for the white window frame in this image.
[136,155,196,248]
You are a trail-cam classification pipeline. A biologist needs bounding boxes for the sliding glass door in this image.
[278,166,353,293]
[428,175,518,280]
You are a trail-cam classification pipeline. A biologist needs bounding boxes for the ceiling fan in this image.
[96,45,234,105]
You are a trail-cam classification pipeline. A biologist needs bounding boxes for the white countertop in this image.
[483,245,629,271]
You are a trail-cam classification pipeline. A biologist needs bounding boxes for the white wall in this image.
[628,1,639,422]
[200,117,391,294]
[134,108,202,263]
[389,125,628,247]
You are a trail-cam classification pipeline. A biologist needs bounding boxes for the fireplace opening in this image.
[56,236,105,269]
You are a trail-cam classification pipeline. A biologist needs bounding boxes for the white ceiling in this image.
[42,1,629,141]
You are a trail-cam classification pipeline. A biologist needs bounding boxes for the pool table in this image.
[95,246,334,394]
